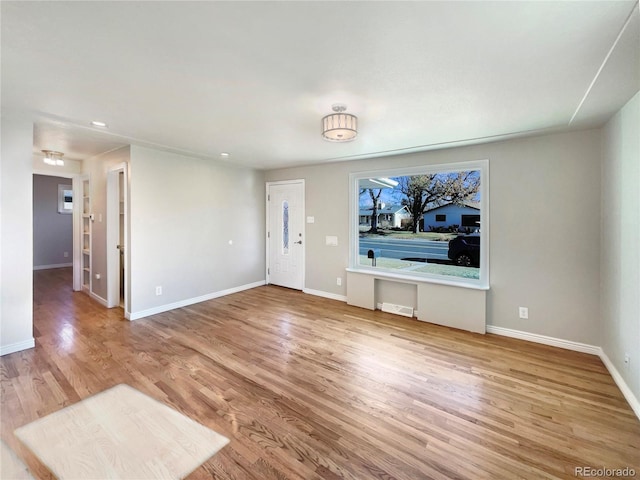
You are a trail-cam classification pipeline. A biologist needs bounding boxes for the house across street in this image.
[359,204,411,229]
[422,202,480,232]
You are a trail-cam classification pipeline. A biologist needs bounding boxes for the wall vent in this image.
[380,302,414,318]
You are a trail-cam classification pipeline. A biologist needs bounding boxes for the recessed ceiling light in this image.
[220,152,230,158]
[91,121,108,127]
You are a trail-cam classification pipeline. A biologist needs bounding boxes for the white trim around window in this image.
[349,159,490,290]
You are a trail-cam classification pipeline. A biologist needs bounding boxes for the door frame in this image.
[106,162,130,315]
[31,169,82,290]
[265,179,305,290]
[72,173,86,292]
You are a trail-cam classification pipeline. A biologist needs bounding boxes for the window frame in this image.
[58,184,73,214]
[348,159,490,290]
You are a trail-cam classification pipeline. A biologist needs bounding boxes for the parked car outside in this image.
[447,235,480,267]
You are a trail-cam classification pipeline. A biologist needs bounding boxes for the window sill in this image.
[345,267,489,291]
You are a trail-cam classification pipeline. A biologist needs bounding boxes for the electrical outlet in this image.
[156,286,162,296]
[336,277,342,286]
[624,353,630,369]
[519,307,529,319]
[63,251,69,258]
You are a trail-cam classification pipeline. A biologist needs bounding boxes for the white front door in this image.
[267,180,304,290]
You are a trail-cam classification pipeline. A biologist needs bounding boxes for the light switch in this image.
[307,216,315,223]
[325,236,338,246]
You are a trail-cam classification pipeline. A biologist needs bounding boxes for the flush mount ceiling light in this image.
[322,104,357,142]
[91,120,108,127]
[42,150,64,166]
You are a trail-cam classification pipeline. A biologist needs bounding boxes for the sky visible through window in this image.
[359,171,481,209]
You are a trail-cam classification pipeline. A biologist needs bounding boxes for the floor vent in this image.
[380,302,414,318]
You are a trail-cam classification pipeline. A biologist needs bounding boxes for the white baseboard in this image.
[303,288,347,302]
[599,349,640,420]
[0,338,35,356]
[487,325,639,421]
[486,325,601,355]
[129,280,266,321]
[33,263,72,271]
[90,292,108,307]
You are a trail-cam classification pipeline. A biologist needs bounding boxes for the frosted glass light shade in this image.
[42,150,64,166]
[322,112,357,142]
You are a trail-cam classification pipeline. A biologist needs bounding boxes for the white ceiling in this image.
[2,1,638,169]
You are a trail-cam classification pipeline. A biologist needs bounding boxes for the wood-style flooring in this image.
[1,268,639,479]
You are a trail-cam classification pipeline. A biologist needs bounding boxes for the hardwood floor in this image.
[1,268,639,479]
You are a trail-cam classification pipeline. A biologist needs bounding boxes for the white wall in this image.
[265,129,602,345]
[0,113,35,355]
[128,145,265,317]
[82,146,131,303]
[33,174,73,268]
[601,91,640,403]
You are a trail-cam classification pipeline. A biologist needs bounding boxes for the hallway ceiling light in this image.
[322,104,357,142]
[91,120,108,127]
[42,150,64,166]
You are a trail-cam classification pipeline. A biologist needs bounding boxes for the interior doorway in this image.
[32,174,75,286]
[106,163,129,315]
